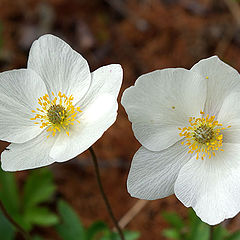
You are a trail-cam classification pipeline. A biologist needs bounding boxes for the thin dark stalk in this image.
[89,147,125,240]
[0,201,30,240]
[210,225,214,240]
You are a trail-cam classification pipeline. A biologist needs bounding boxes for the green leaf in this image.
[190,222,210,240]
[21,168,57,231]
[123,231,140,240]
[187,209,202,240]
[86,222,139,240]
[186,209,210,240]
[24,206,59,226]
[188,208,201,226]
[162,229,181,239]
[0,169,19,217]
[162,212,184,231]
[106,231,140,240]
[32,236,44,240]
[99,231,111,240]
[0,211,16,240]
[86,221,108,240]
[23,168,56,210]
[226,231,240,240]
[56,200,86,240]
[212,225,229,240]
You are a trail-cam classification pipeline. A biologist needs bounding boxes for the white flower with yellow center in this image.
[0,34,122,171]
[121,56,240,225]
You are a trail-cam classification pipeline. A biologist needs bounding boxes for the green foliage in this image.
[187,209,210,240]
[23,168,56,209]
[162,209,240,240]
[212,226,228,240]
[225,231,240,240]
[0,169,20,219]
[162,212,184,231]
[0,168,59,233]
[56,200,140,240]
[1,166,240,240]
[21,168,58,231]
[56,200,86,240]
[0,211,15,240]
[162,229,181,239]
[32,236,44,240]
[0,168,138,239]
[100,230,140,240]
[86,221,109,240]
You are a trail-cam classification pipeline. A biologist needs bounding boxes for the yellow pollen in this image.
[31,91,82,137]
[172,106,175,109]
[178,111,230,160]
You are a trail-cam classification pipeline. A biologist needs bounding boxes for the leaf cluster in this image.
[162,210,240,240]
[0,168,140,240]
[55,200,140,240]
[0,168,58,239]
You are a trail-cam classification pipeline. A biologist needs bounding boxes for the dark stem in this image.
[209,225,214,240]
[0,200,30,240]
[89,147,125,240]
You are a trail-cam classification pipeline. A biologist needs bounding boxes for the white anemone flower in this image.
[121,56,240,225]
[0,34,122,171]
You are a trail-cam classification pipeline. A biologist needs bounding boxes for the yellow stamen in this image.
[179,111,230,160]
[31,92,82,137]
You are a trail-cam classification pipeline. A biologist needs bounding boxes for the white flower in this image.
[121,56,240,225]
[0,34,122,171]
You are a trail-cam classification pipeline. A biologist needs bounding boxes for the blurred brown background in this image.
[1,0,240,239]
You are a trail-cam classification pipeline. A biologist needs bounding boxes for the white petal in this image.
[217,92,240,143]
[27,34,91,104]
[0,69,47,143]
[191,56,240,117]
[121,68,206,151]
[49,64,122,161]
[77,64,123,109]
[50,95,118,160]
[174,143,240,225]
[1,131,56,171]
[127,142,191,200]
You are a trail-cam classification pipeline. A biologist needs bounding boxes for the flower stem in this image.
[210,225,214,240]
[0,200,30,240]
[89,147,125,240]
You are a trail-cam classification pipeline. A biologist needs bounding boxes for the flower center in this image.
[31,91,82,137]
[193,124,214,144]
[47,104,67,125]
[178,111,231,160]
